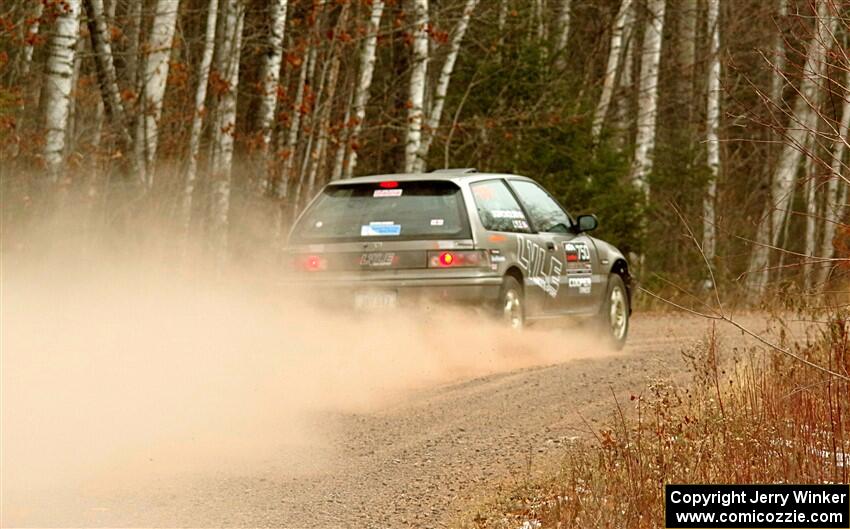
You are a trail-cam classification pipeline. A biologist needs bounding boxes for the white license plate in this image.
[354,290,398,310]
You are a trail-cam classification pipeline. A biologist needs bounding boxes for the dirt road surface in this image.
[8,313,776,528]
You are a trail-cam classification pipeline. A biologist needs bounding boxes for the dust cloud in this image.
[1,212,613,526]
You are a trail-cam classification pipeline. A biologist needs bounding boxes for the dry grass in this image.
[472,311,849,529]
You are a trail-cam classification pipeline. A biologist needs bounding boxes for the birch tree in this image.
[256,0,289,187]
[277,45,314,199]
[210,0,245,256]
[304,4,350,199]
[552,0,572,69]
[344,0,385,179]
[629,0,666,197]
[41,0,82,182]
[83,0,132,156]
[802,149,817,291]
[181,0,220,234]
[747,2,835,295]
[817,66,850,285]
[413,0,479,173]
[703,0,721,261]
[771,0,788,105]
[591,0,633,141]
[614,3,635,142]
[140,0,181,185]
[22,1,45,78]
[404,0,429,173]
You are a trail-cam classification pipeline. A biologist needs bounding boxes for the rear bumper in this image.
[286,274,504,308]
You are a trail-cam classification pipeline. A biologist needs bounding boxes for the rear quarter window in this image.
[470,180,532,233]
[290,180,471,243]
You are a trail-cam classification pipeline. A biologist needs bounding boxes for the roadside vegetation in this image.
[469,308,849,528]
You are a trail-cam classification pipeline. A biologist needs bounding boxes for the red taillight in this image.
[427,250,489,268]
[379,181,399,188]
[297,254,327,271]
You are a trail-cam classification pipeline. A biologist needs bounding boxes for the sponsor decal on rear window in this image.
[373,189,403,197]
[430,218,444,226]
[361,221,402,236]
[491,209,526,219]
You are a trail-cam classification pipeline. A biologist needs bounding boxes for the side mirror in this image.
[575,214,598,233]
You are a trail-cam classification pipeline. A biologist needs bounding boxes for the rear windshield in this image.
[290,180,471,243]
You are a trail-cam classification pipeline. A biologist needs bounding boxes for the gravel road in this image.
[11,313,767,528]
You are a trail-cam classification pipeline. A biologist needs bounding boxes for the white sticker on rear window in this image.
[361,222,402,236]
[512,219,529,230]
[492,209,525,219]
[430,219,444,226]
[374,189,403,197]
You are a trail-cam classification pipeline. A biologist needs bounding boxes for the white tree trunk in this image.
[404,0,429,173]
[629,0,666,197]
[614,3,635,143]
[41,0,81,182]
[141,0,181,184]
[591,0,633,141]
[702,0,721,261]
[552,0,572,68]
[285,42,318,210]
[22,1,45,78]
[83,0,132,151]
[344,0,385,179]
[90,0,116,156]
[747,1,835,296]
[210,0,245,258]
[67,33,84,156]
[802,150,817,291]
[413,0,479,173]
[277,46,313,199]
[304,5,350,198]
[331,91,353,181]
[771,0,788,105]
[181,0,219,235]
[532,0,546,42]
[256,0,289,173]
[129,0,146,185]
[818,66,850,284]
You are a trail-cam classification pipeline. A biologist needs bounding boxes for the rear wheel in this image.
[598,274,629,349]
[498,276,524,330]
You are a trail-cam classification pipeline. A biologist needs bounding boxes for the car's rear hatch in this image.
[286,179,483,278]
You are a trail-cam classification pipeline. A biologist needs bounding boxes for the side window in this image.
[469,180,532,233]
[509,181,571,233]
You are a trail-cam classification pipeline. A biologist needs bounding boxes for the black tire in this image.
[497,276,525,330]
[598,274,629,350]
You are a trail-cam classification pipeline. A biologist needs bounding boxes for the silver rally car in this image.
[285,168,632,347]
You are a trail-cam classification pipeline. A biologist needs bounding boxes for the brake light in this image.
[379,181,399,188]
[297,254,327,271]
[428,250,489,268]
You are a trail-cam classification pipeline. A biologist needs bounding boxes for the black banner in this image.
[665,484,849,528]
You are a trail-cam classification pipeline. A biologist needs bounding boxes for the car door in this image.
[507,179,601,315]
[467,179,551,316]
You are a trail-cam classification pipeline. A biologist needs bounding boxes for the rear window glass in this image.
[290,180,471,242]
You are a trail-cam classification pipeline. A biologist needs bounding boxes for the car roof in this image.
[328,169,535,186]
